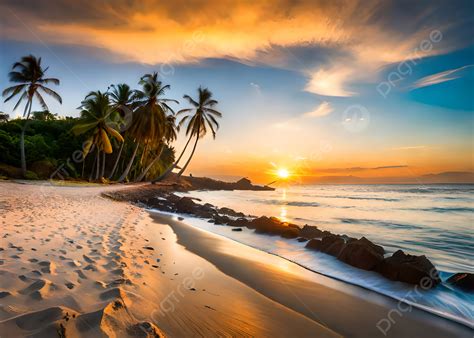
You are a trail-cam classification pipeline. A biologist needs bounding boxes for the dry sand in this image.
[0,181,336,337]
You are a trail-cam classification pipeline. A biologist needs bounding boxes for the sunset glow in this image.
[0,0,472,184]
[277,168,290,179]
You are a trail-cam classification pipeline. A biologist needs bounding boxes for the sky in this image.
[0,0,473,183]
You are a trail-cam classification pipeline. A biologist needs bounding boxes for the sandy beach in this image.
[0,181,471,337]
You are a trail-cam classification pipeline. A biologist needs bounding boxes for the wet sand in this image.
[151,212,472,338]
[0,181,336,337]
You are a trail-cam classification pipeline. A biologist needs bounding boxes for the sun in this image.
[277,168,290,179]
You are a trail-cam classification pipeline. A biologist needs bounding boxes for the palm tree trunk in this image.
[95,148,101,180]
[151,133,193,183]
[81,155,85,178]
[20,98,33,177]
[118,143,139,182]
[101,152,106,179]
[135,143,164,182]
[108,142,124,179]
[89,152,97,181]
[177,132,200,178]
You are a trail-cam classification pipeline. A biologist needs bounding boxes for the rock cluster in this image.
[139,192,446,288]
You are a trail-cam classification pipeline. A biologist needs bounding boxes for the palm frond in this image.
[39,77,60,85]
[38,85,62,104]
[204,108,222,117]
[13,91,28,111]
[35,91,49,111]
[183,95,199,107]
[2,84,26,102]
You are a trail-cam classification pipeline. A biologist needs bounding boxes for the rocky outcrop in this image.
[337,237,384,270]
[319,235,345,256]
[175,197,198,214]
[299,225,325,239]
[447,273,474,292]
[227,217,250,227]
[218,207,246,218]
[211,214,231,225]
[305,239,322,250]
[107,187,454,290]
[184,176,274,191]
[249,217,300,238]
[377,250,440,287]
[305,234,345,256]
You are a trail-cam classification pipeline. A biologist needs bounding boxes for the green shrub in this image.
[24,171,39,180]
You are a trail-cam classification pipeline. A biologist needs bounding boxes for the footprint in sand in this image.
[38,261,55,274]
[75,270,87,280]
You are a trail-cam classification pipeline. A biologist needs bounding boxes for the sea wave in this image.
[337,218,424,230]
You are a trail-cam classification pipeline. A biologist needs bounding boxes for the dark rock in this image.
[297,237,309,242]
[212,215,231,225]
[175,197,198,213]
[250,216,300,238]
[447,273,474,292]
[320,234,345,256]
[377,250,440,287]
[226,217,249,227]
[338,237,384,270]
[231,228,243,232]
[166,193,181,203]
[203,203,216,210]
[280,228,300,239]
[218,207,246,218]
[248,216,277,230]
[305,239,322,250]
[184,176,274,191]
[193,204,216,218]
[299,225,324,239]
[358,236,384,255]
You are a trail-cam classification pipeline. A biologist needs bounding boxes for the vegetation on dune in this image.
[1,55,223,183]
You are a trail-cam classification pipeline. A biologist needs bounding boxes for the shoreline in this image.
[156,210,473,328]
[149,211,472,337]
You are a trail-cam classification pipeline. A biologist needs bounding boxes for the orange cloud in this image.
[2,0,465,97]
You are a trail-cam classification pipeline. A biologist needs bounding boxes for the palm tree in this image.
[2,55,61,176]
[72,91,123,180]
[135,113,177,182]
[0,111,9,123]
[107,84,136,179]
[154,87,221,181]
[117,72,177,182]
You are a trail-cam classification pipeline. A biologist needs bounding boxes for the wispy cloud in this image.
[321,165,408,173]
[250,82,260,89]
[304,101,333,117]
[411,65,473,89]
[391,145,426,150]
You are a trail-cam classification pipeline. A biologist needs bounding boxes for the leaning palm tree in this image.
[175,87,221,177]
[117,72,177,182]
[151,87,221,182]
[107,83,136,179]
[2,55,61,176]
[72,91,123,180]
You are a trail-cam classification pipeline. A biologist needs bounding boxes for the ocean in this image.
[170,184,473,326]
